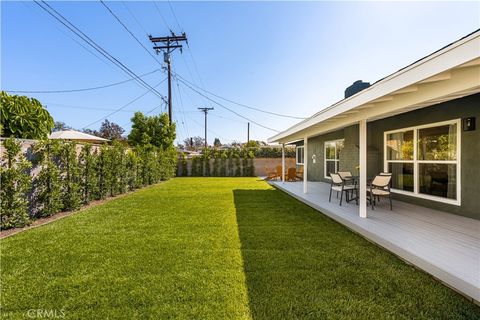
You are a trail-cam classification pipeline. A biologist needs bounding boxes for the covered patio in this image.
[270,180,480,303]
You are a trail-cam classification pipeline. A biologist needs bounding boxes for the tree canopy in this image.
[183,136,205,151]
[128,112,176,149]
[0,91,54,139]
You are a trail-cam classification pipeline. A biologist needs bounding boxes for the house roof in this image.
[268,29,480,144]
[49,130,109,143]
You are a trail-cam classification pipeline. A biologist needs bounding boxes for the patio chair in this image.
[264,167,277,181]
[338,171,356,198]
[286,167,298,181]
[369,174,393,210]
[329,173,357,206]
[276,165,284,180]
[296,166,304,180]
[375,172,392,202]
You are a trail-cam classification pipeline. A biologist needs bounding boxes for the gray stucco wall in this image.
[295,93,479,220]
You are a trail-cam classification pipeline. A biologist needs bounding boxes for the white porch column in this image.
[281,143,285,183]
[303,137,308,193]
[359,119,367,218]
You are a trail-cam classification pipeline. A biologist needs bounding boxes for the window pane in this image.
[386,131,413,160]
[419,163,456,199]
[325,142,336,159]
[325,160,336,176]
[388,163,414,192]
[418,124,457,161]
[335,140,344,160]
[297,147,303,164]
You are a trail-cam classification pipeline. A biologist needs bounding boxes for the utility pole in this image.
[198,107,214,149]
[149,32,188,124]
[247,122,250,143]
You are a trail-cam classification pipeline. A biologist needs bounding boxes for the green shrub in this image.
[125,150,139,190]
[34,140,63,217]
[59,142,82,211]
[0,138,32,229]
[78,144,98,204]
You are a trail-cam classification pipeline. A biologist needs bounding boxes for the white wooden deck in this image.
[270,180,480,303]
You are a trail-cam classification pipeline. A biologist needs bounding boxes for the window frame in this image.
[324,139,345,179]
[383,119,461,206]
[296,146,304,165]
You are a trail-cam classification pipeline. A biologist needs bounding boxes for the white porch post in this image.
[303,137,308,193]
[281,143,285,183]
[359,119,367,218]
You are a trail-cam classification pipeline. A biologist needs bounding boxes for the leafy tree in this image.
[0,138,32,229]
[53,121,72,132]
[128,112,176,150]
[98,119,125,141]
[96,145,112,199]
[82,128,100,137]
[213,138,222,147]
[0,91,54,139]
[183,136,205,151]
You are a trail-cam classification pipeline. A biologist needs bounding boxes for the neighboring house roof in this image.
[49,130,109,143]
[269,29,480,144]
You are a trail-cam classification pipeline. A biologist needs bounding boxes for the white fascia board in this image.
[268,31,480,143]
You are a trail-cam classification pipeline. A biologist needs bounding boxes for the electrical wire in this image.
[82,77,167,129]
[152,2,172,32]
[173,72,306,120]
[121,1,149,36]
[99,0,162,66]
[6,69,161,94]
[34,0,165,100]
[175,76,279,133]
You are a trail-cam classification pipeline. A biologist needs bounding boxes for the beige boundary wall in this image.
[177,157,296,177]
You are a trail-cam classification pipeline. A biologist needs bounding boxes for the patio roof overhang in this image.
[268,30,480,144]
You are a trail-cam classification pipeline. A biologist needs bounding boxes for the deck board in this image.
[270,180,480,303]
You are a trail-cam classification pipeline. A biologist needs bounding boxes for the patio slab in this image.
[270,180,480,303]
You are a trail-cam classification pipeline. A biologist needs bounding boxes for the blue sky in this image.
[2,1,479,145]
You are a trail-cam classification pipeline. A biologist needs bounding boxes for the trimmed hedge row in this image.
[178,148,255,177]
[0,138,177,230]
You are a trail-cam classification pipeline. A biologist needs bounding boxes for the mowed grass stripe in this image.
[1,178,253,319]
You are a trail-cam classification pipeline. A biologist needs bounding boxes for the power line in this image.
[175,76,279,133]
[174,72,306,120]
[34,0,165,100]
[5,69,161,94]
[167,0,183,32]
[82,77,167,129]
[45,102,145,113]
[121,1,148,36]
[152,2,171,32]
[100,0,162,66]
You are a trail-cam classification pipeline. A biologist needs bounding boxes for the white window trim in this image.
[383,118,461,206]
[296,146,304,165]
[324,139,344,179]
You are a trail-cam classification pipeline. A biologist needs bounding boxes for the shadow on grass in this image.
[233,187,480,320]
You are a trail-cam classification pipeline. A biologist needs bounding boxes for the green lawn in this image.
[1,178,479,319]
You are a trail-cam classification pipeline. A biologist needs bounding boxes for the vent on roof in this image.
[345,80,370,98]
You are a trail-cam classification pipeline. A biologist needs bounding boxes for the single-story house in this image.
[268,30,480,302]
[269,30,479,220]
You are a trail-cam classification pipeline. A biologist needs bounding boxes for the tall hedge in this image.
[34,140,63,217]
[0,139,177,230]
[0,138,32,229]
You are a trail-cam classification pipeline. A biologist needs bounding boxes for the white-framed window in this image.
[324,139,344,179]
[296,146,304,165]
[384,119,460,205]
